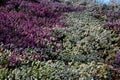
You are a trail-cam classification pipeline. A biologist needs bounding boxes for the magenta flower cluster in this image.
[104,11,120,33]
[0,0,84,49]
[93,9,120,33]
[114,53,120,65]
[110,53,120,73]
[0,48,41,67]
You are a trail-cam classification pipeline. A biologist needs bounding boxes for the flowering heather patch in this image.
[110,53,120,72]
[104,11,120,33]
[1,0,120,79]
[0,47,41,68]
[0,0,84,49]
[114,53,120,65]
[92,5,120,33]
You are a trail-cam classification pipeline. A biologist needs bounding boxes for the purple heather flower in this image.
[114,53,120,64]
[0,0,84,50]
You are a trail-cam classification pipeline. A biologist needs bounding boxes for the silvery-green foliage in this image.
[53,11,118,62]
[0,60,107,80]
[53,0,94,5]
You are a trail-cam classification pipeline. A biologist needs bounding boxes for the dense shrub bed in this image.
[0,0,120,80]
[53,12,118,63]
[0,48,108,80]
[90,3,120,78]
[92,4,120,33]
[0,0,84,49]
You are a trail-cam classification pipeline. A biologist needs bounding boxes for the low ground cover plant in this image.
[0,0,120,80]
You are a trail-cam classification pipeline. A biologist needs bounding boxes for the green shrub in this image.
[0,60,108,80]
[53,12,119,63]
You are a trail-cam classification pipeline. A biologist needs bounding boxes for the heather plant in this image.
[0,59,108,80]
[0,0,84,50]
[103,52,120,79]
[91,4,120,33]
[109,52,120,72]
[1,0,120,79]
[52,11,118,63]
[51,10,120,79]
[104,10,120,33]
[0,47,41,68]
[114,53,120,66]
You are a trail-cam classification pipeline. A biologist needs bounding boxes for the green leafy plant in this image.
[53,12,118,63]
